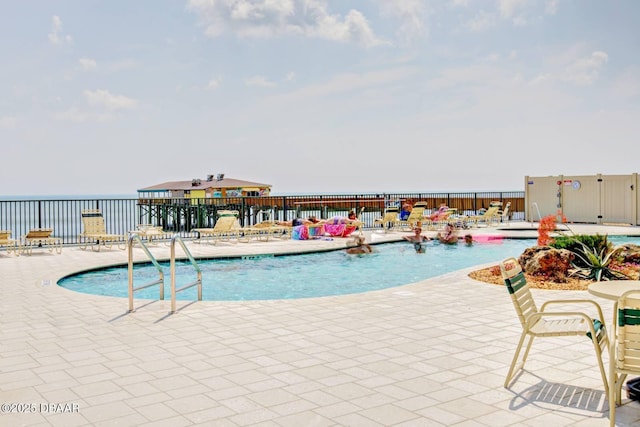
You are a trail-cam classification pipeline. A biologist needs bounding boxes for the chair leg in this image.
[592,335,609,396]
[505,332,533,387]
[610,372,627,427]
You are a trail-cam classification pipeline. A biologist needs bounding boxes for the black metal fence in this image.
[0,191,525,245]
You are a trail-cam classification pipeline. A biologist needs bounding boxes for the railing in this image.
[0,191,526,244]
[128,234,165,312]
[532,202,542,222]
[170,235,202,313]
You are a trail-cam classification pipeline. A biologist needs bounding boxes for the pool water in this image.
[57,237,640,301]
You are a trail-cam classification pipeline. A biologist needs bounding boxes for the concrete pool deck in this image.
[2,223,640,426]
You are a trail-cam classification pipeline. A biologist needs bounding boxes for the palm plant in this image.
[568,237,629,281]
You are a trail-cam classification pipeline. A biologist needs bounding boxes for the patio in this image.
[1,225,639,426]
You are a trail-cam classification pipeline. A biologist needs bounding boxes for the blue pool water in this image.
[58,237,640,301]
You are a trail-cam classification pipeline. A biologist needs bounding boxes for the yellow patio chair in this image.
[499,257,609,393]
[78,209,126,251]
[374,206,400,231]
[608,290,640,427]
[497,201,511,223]
[241,220,289,242]
[22,228,62,255]
[397,201,428,231]
[465,205,501,227]
[134,224,172,246]
[193,210,241,245]
[0,230,19,255]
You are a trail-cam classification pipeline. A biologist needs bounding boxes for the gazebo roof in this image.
[138,176,271,192]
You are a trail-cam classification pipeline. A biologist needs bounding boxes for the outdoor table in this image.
[588,281,640,303]
[588,280,640,342]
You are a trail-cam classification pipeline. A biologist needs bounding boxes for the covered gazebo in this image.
[137,174,272,200]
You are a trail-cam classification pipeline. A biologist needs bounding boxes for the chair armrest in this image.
[540,299,606,323]
[526,311,594,329]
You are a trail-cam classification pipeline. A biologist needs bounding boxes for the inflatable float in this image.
[471,234,504,243]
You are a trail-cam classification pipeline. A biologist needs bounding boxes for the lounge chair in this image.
[324,207,365,237]
[424,208,458,230]
[21,228,62,255]
[0,230,19,255]
[134,224,172,245]
[374,206,400,231]
[193,210,241,245]
[464,205,501,227]
[78,209,126,251]
[499,257,609,393]
[608,290,640,426]
[397,201,428,230]
[241,221,289,241]
[498,202,511,223]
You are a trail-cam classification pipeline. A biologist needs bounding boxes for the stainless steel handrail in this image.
[170,235,202,313]
[128,234,165,312]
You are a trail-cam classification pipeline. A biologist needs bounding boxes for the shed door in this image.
[600,175,634,225]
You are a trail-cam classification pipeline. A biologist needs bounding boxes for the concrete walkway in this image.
[1,223,640,426]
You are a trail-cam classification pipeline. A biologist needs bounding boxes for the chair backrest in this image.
[25,228,53,239]
[0,230,11,240]
[615,290,640,373]
[500,257,539,328]
[481,206,500,218]
[214,214,239,231]
[408,202,428,220]
[81,209,107,234]
[217,210,239,217]
[502,202,511,216]
[413,201,428,209]
[382,206,399,220]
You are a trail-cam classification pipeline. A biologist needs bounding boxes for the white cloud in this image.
[378,0,427,43]
[285,72,296,81]
[563,51,608,86]
[545,0,559,15]
[206,77,222,90]
[274,67,418,101]
[498,0,528,19]
[187,0,386,47]
[48,15,72,45]
[0,116,18,129]
[245,75,276,87]
[79,58,97,70]
[466,10,496,32]
[83,89,138,111]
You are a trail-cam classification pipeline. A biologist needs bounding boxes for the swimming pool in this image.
[58,237,640,301]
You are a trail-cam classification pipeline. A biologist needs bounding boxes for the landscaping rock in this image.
[518,246,574,282]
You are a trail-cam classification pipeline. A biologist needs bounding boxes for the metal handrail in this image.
[128,234,165,312]
[532,202,542,222]
[170,235,202,313]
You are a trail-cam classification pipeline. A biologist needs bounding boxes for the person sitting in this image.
[399,203,413,221]
[279,216,325,240]
[437,223,458,244]
[403,226,431,253]
[429,204,449,221]
[277,216,321,227]
[346,236,374,254]
[325,210,360,237]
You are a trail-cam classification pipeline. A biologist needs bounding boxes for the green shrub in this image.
[551,234,612,268]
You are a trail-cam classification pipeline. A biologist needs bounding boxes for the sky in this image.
[1,0,639,197]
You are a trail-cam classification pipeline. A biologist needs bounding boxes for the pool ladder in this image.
[128,234,202,313]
